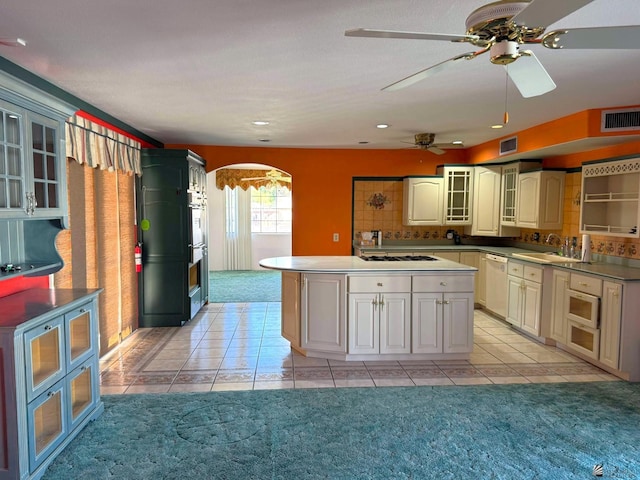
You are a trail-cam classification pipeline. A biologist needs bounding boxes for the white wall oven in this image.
[565,273,602,359]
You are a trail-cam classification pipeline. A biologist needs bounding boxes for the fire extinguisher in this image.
[135,243,142,273]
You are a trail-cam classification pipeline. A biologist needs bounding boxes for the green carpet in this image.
[209,270,281,303]
[43,382,640,479]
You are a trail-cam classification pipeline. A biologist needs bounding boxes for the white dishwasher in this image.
[485,254,508,318]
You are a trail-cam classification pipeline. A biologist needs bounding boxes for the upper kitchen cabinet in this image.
[580,157,640,238]
[466,165,520,237]
[515,170,565,229]
[436,165,474,225]
[402,176,444,226]
[0,72,75,222]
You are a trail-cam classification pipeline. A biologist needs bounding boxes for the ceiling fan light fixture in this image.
[490,40,520,65]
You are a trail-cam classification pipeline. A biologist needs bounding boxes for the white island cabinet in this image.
[261,256,476,362]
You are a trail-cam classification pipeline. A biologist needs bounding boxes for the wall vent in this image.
[499,136,517,155]
[601,108,640,132]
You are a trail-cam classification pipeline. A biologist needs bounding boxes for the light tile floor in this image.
[99,302,620,395]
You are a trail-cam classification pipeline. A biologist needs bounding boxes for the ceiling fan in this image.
[345,0,640,98]
[406,133,464,155]
[241,169,292,185]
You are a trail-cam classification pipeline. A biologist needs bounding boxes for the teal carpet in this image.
[43,382,640,479]
[209,270,281,303]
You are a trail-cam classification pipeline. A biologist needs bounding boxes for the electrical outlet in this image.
[333,233,339,242]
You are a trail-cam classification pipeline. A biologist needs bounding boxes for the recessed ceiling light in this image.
[252,121,269,126]
[17,38,27,47]
[358,141,369,144]
[452,140,463,145]
[491,124,504,129]
[376,124,389,129]
[258,138,271,142]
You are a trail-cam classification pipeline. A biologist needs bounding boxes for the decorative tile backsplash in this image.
[353,173,640,260]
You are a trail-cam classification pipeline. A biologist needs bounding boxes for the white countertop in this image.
[259,256,477,273]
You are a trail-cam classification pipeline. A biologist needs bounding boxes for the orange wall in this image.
[168,145,467,255]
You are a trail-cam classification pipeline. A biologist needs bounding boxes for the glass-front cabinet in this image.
[437,166,474,225]
[0,99,25,212]
[0,289,103,480]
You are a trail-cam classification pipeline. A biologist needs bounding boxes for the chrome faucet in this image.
[545,233,562,245]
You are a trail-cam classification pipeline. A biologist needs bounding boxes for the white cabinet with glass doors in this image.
[0,288,103,480]
[437,165,474,225]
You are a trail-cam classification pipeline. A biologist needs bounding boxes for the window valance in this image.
[66,115,142,175]
[216,168,291,190]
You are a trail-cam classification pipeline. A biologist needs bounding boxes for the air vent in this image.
[499,136,517,155]
[601,108,640,132]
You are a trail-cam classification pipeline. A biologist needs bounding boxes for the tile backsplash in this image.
[353,173,640,260]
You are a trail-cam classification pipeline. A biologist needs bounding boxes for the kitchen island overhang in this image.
[260,256,477,362]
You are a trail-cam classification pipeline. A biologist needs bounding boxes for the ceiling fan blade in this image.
[427,146,446,155]
[506,51,556,98]
[382,50,484,92]
[432,143,464,149]
[541,26,640,49]
[510,0,595,28]
[345,28,479,43]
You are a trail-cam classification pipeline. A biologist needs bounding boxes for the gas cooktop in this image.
[360,255,438,262]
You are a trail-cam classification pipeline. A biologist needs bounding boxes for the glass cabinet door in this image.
[29,113,60,214]
[501,165,518,226]
[28,383,67,470]
[67,361,97,429]
[24,318,65,401]
[0,102,25,212]
[65,304,95,370]
[444,168,472,224]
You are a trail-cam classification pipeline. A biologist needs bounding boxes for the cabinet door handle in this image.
[44,325,53,331]
[372,297,378,310]
[379,294,384,310]
[80,309,86,313]
[47,391,55,397]
[443,300,450,305]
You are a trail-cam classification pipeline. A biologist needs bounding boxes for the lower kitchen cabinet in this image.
[549,269,570,343]
[506,261,543,336]
[412,275,474,354]
[301,273,346,353]
[0,288,103,480]
[599,281,621,370]
[347,275,411,355]
[281,271,301,350]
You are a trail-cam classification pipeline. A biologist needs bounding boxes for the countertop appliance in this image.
[485,253,508,318]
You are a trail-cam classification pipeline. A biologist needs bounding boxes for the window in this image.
[250,184,291,233]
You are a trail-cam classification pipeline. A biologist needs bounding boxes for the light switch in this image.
[333,233,339,242]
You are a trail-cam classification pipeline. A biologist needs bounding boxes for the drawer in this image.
[507,261,525,278]
[348,275,411,293]
[523,265,543,283]
[412,274,474,293]
[570,273,602,296]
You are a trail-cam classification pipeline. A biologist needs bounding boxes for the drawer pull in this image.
[579,282,589,287]
[440,281,447,286]
[44,325,52,331]
[47,391,55,398]
[377,282,383,287]
[80,309,86,313]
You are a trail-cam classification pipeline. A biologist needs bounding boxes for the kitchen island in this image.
[259,255,477,362]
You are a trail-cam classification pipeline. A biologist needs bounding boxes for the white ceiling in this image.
[1,0,640,154]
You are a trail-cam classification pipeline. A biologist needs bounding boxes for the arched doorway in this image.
[207,163,292,271]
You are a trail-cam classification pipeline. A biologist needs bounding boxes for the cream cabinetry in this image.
[0,289,103,480]
[402,176,444,225]
[459,251,480,304]
[515,170,565,229]
[301,273,346,354]
[437,166,474,225]
[281,271,301,351]
[549,269,570,343]
[500,164,519,226]
[580,157,640,237]
[412,275,474,354]
[476,253,487,306]
[468,165,520,237]
[599,281,621,370]
[506,261,543,336]
[347,276,411,354]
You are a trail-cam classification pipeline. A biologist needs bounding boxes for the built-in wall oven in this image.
[565,273,602,359]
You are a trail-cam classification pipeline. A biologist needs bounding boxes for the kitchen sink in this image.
[511,252,582,263]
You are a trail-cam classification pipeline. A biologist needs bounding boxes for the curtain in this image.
[223,186,253,270]
[66,114,142,175]
[216,168,291,190]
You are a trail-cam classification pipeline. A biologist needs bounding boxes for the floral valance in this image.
[66,115,142,175]
[216,168,291,190]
